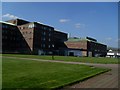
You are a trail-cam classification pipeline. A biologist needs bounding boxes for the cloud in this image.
[105,37,112,41]
[59,19,70,23]
[2,13,18,21]
[75,23,85,29]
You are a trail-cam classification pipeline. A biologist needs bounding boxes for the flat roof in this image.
[0,21,16,26]
[54,29,68,34]
[35,22,54,28]
[67,38,106,45]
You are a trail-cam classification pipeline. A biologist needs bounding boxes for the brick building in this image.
[1,21,31,54]
[65,37,107,57]
[1,19,67,55]
[1,19,107,57]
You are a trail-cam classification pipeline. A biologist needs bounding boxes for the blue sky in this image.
[2,2,118,48]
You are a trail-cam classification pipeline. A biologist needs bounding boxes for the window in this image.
[42,32,46,36]
[41,37,46,41]
[23,27,25,29]
[29,38,32,40]
[43,44,45,48]
[49,28,51,31]
[49,38,51,41]
[49,33,51,36]
[43,38,45,41]
[28,24,36,28]
[44,32,46,35]
[13,20,16,24]
[41,26,44,29]
[43,27,47,30]
[2,25,7,29]
[21,27,23,29]
[29,32,32,34]
[48,45,51,48]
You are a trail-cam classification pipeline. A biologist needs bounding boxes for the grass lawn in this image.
[2,57,109,89]
[3,54,119,64]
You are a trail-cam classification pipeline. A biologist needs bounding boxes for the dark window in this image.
[29,38,32,40]
[29,32,32,34]
[13,20,16,24]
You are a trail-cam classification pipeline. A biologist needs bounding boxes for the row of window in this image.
[22,31,33,34]
[41,44,51,48]
[2,30,18,35]
[38,26,52,31]
[21,31,51,37]
[24,37,33,40]
[2,36,16,40]
[2,25,16,30]
[41,38,51,41]
[41,32,51,36]
[19,24,52,31]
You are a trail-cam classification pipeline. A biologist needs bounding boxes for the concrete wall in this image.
[68,50,82,56]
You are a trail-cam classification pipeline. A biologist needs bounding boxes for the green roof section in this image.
[67,37,106,45]
[0,21,16,26]
[67,37,89,42]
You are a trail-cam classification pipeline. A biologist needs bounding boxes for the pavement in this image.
[3,56,119,89]
[64,64,118,89]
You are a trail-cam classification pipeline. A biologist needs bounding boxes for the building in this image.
[65,37,107,57]
[53,30,68,55]
[1,21,31,54]
[1,19,67,55]
[6,19,30,25]
[1,18,107,57]
[17,22,54,55]
[106,48,120,58]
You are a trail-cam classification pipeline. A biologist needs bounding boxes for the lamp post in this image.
[52,44,54,60]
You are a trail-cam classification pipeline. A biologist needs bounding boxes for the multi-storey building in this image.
[65,37,107,57]
[1,19,67,55]
[1,18,107,57]
[17,22,54,54]
[1,21,31,54]
[53,30,68,55]
[6,19,30,25]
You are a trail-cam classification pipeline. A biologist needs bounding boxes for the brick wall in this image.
[65,41,87,50]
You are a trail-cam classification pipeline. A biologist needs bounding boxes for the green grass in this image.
[3,54,119,64]
[2,57,109,89]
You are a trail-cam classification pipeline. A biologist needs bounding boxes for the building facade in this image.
[1,21,32,54]
[65,37,107,57]
[53,30,68,55]
[1,19,67,55]
[1,19,107,57]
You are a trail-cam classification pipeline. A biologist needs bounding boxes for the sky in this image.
[2,2,118,48]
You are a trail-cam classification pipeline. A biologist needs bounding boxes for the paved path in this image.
[64,64,118,89]
[3,56,119,88]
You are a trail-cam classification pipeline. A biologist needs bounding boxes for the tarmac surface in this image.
[64,64,118,89]
[3,56,119,89]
